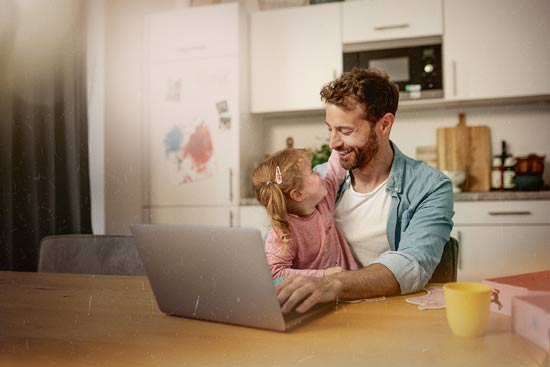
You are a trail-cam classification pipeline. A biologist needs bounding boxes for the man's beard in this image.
[339,128,379,171]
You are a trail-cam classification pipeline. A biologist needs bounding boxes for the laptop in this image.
[130,224,335,331]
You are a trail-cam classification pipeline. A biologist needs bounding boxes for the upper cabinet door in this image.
[250,3,342,113]
[443,0,550,100]
[146,4,239,62]
[342,0,442,44]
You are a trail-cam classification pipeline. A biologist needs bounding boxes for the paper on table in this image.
[406,286,446,310]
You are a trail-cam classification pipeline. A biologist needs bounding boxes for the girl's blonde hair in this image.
[252,148,310,252]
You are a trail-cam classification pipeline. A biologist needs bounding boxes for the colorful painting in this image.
[163,122,214,183]
[148,55,237,206]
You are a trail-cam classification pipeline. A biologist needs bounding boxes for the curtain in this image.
[0,0,92,271]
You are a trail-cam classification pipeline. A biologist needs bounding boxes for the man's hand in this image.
[276,275,343,314]
[276,264,401,314]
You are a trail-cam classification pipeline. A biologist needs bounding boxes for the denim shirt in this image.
[314,142,454,294]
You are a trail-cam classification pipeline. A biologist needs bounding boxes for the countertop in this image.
[453,190,550,201]
[241,191,550,206]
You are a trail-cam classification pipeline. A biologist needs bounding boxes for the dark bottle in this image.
[492,140,516,191]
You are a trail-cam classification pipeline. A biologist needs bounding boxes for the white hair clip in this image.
[275,166,283,184]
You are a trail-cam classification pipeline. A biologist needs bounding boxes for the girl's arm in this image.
[321,149,346,208]
[264,230,324,278]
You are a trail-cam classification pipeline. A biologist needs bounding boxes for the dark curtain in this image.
[0,0,92,271]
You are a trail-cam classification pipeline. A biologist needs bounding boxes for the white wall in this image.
[393,103,550,160]
[262,102,550,184]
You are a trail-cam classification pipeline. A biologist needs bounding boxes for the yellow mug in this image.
[443,282,492,337]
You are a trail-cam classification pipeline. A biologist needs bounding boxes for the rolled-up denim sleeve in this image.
[372,177,454,294]
[375,251,426,294]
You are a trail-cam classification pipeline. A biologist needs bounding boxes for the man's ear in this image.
[379,113,394,135]
[289,188,304,202]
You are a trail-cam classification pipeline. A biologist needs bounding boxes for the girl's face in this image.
[297,158,327,208]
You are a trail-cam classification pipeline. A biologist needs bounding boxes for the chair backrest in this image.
[38,235,145,275]
[429,237,459,283]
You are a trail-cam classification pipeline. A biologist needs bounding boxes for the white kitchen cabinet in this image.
[451,200,550,282]
[250,3,342,113]
[239,205,270,238]
[443,0,550,100]
[342,0,442,44]
[144,4,262,226]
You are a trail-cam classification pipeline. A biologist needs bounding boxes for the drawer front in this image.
[454,200,550,225]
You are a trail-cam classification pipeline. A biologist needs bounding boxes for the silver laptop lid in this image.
[130,224,287,331]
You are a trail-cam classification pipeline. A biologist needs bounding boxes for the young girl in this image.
[252,148,358,279]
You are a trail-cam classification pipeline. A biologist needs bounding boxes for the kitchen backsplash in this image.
[261,101,550,185]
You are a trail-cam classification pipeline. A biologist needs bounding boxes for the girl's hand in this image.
[323,266,343,276]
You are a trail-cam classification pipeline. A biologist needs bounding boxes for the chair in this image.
[38,235,145,275]
[429,237,459,283]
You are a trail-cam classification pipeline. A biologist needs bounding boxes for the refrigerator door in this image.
[147,56,238,206]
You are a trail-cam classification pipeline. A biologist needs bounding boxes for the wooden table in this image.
[0,271,546,367]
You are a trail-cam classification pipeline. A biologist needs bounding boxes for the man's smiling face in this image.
[325,103,379,171]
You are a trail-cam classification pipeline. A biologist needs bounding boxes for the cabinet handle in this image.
[457,230,462,270]
[229,210,234,227]
[488,211,532,216]
[452,60,457,97]
[229,168,233,203]
[373,23,410,31]
[333,69,337,79]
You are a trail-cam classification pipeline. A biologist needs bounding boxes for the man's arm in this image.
[276,263,400,314]
[332,263,400,299]
[375,175,454,294]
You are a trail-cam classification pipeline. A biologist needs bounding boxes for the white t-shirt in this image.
[334,178,391,267]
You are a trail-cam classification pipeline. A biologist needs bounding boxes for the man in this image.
[277,68,454,314]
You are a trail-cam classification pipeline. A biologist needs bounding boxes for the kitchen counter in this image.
[241,191,550,206]
[454,190,550,201]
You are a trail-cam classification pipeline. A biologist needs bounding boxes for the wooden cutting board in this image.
[437,114,491,192]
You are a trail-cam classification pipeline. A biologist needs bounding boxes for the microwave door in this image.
[368,56,410,84]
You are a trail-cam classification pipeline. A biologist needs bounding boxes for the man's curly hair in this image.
[320,67,399,124]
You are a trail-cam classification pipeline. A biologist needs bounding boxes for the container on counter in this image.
[514,153,545,191]
[516,154,545,176]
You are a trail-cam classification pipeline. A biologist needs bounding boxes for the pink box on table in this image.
[483,270,550,316]
[512,295,550,351]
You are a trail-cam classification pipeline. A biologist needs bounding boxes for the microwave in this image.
[343,38,443,100]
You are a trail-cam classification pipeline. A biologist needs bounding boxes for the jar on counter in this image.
[491,157,503,190]
[503,157,516,190]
